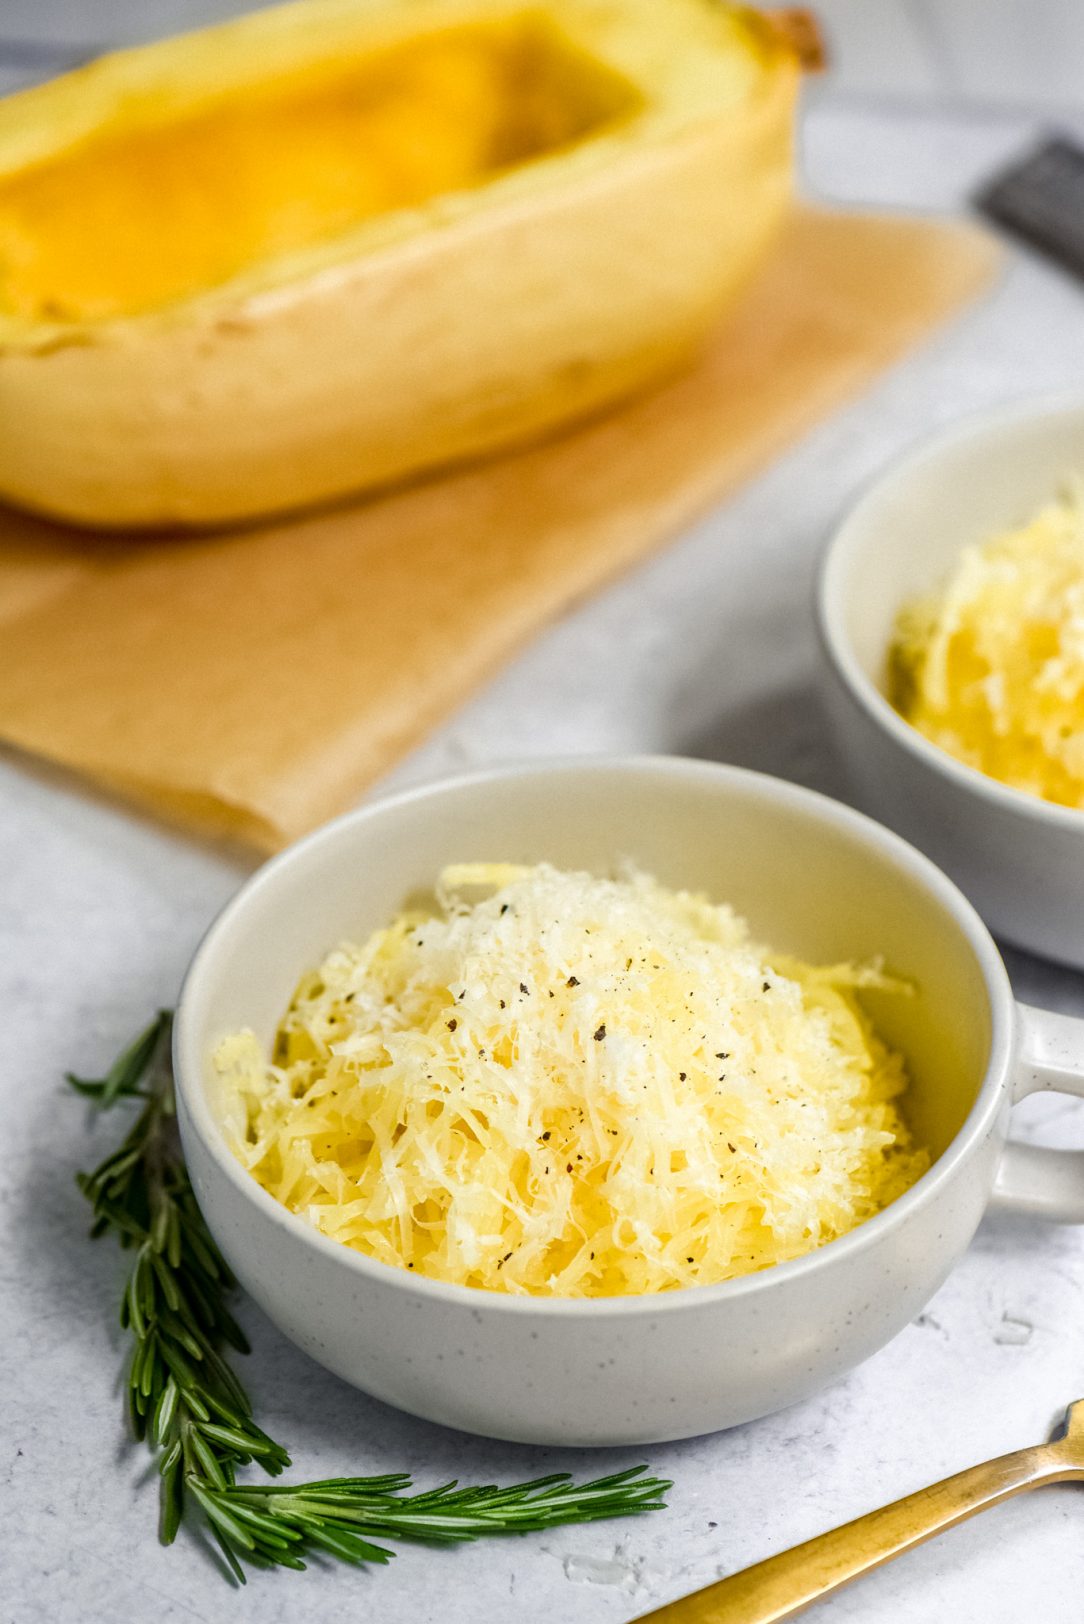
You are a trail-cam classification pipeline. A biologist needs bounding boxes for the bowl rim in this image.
[174,754,1015,1319]
[816,388,1084,834]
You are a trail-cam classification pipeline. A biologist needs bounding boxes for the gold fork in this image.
[632,1402,1084,1623]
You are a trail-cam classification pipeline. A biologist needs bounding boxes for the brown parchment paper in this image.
[0,206,998,851]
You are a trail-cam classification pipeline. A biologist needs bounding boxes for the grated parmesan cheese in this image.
[890,488,1084,808]
[216,863,927,1296]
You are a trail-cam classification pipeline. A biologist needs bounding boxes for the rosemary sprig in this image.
[70,1014,670,1581]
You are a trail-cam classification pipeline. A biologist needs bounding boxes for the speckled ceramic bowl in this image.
[174,758,1084,1446]
[817,392,1084,968]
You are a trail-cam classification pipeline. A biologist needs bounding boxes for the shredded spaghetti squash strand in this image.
[891,487,1084,808]
[216,863,927,1296]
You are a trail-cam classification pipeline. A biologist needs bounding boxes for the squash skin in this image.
[0,3,799,530]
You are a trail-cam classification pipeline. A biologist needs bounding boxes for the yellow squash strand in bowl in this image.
[891,489,1084,808]
[215,864,927,1296]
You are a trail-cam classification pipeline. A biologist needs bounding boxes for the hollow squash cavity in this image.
[0,14,639,323]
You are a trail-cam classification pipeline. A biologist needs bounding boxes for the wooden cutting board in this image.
[0,205,998,850]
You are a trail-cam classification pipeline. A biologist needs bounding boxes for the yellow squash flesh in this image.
[0,0,800,529]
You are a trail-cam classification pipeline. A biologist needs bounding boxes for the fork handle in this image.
[632,1444,1075,1624]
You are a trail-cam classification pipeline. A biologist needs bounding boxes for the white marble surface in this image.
[6,7,1084,1623]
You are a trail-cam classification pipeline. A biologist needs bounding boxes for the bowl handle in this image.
[991,1003,1084,1222]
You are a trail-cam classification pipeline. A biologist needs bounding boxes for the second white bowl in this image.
[817,393,1084,968]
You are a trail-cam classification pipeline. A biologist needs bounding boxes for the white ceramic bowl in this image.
[817,393,1084,968]
[174,758,1084,1447]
